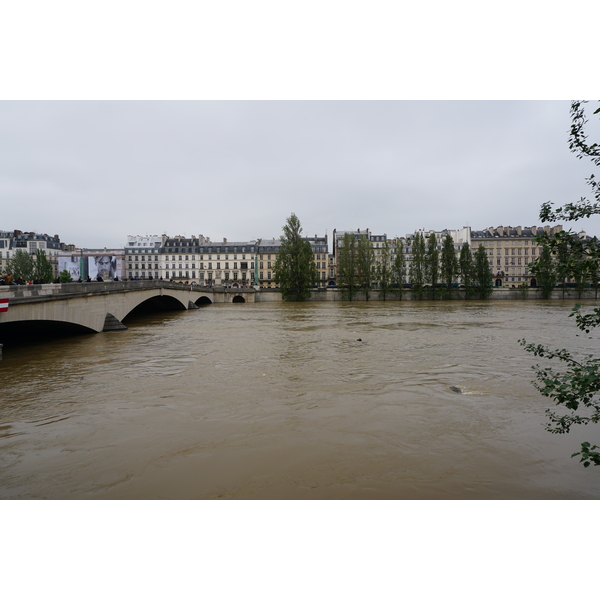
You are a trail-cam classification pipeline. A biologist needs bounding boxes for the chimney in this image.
[497,226,504,236]
[516,226,522,235]
[223,238,227,244]
[531,226,537,235]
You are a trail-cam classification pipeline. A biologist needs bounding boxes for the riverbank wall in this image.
[294,287,600,302]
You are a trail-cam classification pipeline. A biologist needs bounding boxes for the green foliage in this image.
[519,305,600,446]
[572,441,600,468]
[59,269,73,283]
[522,101,600,467]
[459,242,474,299]
[473,244,493,300]
[337,232,359,300]
[391,240,406,299]
[530,243,556,299]
[539,101,600,223]
[357,235,374,301]
[426,233,439,300]
[7,249,35,281]
[377,239,392,300]
[409,233,426,300]
[273,213,317,301]
[6,248,56,283]
[33,249,54,283]
[440,233,458,299]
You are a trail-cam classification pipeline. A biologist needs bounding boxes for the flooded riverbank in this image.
[1,299,599,499]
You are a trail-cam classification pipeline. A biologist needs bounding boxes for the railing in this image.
[0,280,257,303]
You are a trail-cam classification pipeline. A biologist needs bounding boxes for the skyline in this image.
[2,101,599,252]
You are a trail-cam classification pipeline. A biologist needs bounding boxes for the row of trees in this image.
[336,231,493,301]
[530,231,600,299]
[272,215,495,302]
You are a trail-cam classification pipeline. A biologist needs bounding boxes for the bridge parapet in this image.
[0,281,255,304]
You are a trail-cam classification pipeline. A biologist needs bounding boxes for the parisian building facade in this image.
[2,224,590,289]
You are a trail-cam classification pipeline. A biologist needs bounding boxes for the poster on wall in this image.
[88,256,116,280]
[58,256,81,280]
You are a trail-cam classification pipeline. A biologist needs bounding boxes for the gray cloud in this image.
[1,100,596,249]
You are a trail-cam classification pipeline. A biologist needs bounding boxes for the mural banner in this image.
[88,256,116,280]
[58,256,81,280]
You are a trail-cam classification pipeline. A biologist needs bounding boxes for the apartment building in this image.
[0,231,15,273]
[470,225,563,287]
[1,230,64,278]
[307,235,329,288]
[159,236,257,286]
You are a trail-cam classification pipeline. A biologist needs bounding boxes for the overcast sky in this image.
[2,100,598,251]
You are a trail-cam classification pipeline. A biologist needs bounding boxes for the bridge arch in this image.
[195,296,213,305]
[0,319,97,343]
[232,295,245,303]
[122,294,188,321]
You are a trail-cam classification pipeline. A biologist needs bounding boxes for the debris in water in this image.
[449,386,462,394]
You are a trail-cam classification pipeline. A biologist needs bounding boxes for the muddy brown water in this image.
[1,299,599,499]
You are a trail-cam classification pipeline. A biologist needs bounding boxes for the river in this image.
[1,299,599,499]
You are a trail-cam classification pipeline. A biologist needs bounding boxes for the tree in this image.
[553,233,574,298]
[337,232,359,300]
[440,233,458,299]
[357,235,374,300]
[7,249,35,281]
[473,244,493,299]
[391,239,406,299]
[425,233,439,300]
[530,243,556,299]
[587,255,600,299]
[521,100,600,467]
[377,239,393,300]
[571,247,589,299]
[458,242,474,299]
[409,233,426,300]
[273,213,317,301]
[33,249,54,283]
[59,269,73,283]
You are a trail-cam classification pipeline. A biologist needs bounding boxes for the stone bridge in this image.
[0,280,256,334]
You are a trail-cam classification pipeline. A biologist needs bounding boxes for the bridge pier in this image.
[103,313,128,332]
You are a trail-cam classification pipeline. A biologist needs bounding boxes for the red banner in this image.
[0,298,9,313]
